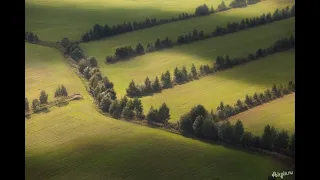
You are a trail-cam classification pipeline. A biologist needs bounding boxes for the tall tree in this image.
[133,98,144,119]
[109,100,122,119]
[146,106,158,122]
[100,96,112,112]
[120,96,128,110]
[241,131,254,147]
[126,80,140,97]
[193,115,205,136]
[39,90,48,104]
[201,118,219,140]
[181,66,188,81]
[122,103,135,120]
[144,77,153,93]
[158,103,170,123]
[152,76,162,92]
[274,130,289,150]
[32,99,41,112]
[262,125,277,150]
[233,120,244,144]
[191,64,198,78]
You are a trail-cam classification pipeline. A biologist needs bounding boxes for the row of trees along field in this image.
[209,81,295,120]
[81,0,251,42]
[126,36,295,97]
[25,32,40,42]
[25,85,68,113]
[178,105,295,157]
[74,49,152,121]
[105,5,295,63]
[60,38,85,61]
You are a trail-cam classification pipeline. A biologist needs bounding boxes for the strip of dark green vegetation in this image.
[126,36,295,97]
[105,5,295,63]
[176,94,295,158]
[81,0,261,42]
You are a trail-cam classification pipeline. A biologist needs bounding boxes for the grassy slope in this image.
[25,0,233,41]
[229,93,295,136]
[26,99,290,180]
[25,43,89,102]
[92,18,294,96]
[142,50,295,123]
[81,0,294,58]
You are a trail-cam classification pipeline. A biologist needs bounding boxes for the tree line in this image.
[62,38,146,121]
[61,37,85,61]
[104,5,295,63]
[81,1,261,42]
[25,85,68,114]
[77,55,150,120]
[73,50,173,123]
[126,35,295,97]
[229,0,261,8]
[146,103,170,124]
[25,32,40,43]
[214,35,295,71]
[178,104,295,157]
[210,81,295,121]
[125,64,212,97]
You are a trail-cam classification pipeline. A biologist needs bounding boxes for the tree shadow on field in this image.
[25,2,186,41]
[39,108,50,114]
[25,134,290,180]
[56,101,69,108]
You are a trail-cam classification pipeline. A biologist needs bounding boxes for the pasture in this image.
[25,0,296,179]
[141,50,295,122]
[26,0,235,41]
[26,0,293,41]
[26,98,290,180]
[81,0,294,60]
[229,93,295,135]
[25,43,89,102]
[90,18,295,96]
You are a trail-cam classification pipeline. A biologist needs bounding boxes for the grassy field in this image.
[26,0,293,41]
[229,93,295,136]
[26,0,236,41]
[141,50,295,123]
[86,18,294,96]
[25,43,89,102]
[81,0,294,58]
[26,97,291,180]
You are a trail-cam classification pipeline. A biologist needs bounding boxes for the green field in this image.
[142,50,295,122]
[26,0,295,179]
[26,0,293,41]
[26,98,290,180]
[81,0,294,59]
[26,0,236,41]
[25,43,89,102]
[85,18,294,96]
[229,93,295,136]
